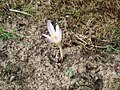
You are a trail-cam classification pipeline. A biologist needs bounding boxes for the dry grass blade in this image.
[9,9,32,16]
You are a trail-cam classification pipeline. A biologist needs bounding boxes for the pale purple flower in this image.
[43,20,63,59]
[43,20,62,44]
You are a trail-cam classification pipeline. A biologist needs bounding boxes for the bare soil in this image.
[0,0,120,90]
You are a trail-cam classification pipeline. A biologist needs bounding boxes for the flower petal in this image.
[47,20,56,36]
[42,34,53,43]
[56,24,62,41]
[56,24,59,35]
[59,29,62,40]
[53,36,59,43]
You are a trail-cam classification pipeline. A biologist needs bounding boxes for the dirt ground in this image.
[0,0,120,90]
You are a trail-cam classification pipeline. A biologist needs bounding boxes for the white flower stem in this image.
[58,42,63,59]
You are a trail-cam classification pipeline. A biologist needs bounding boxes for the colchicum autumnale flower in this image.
[43,20,63,59]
